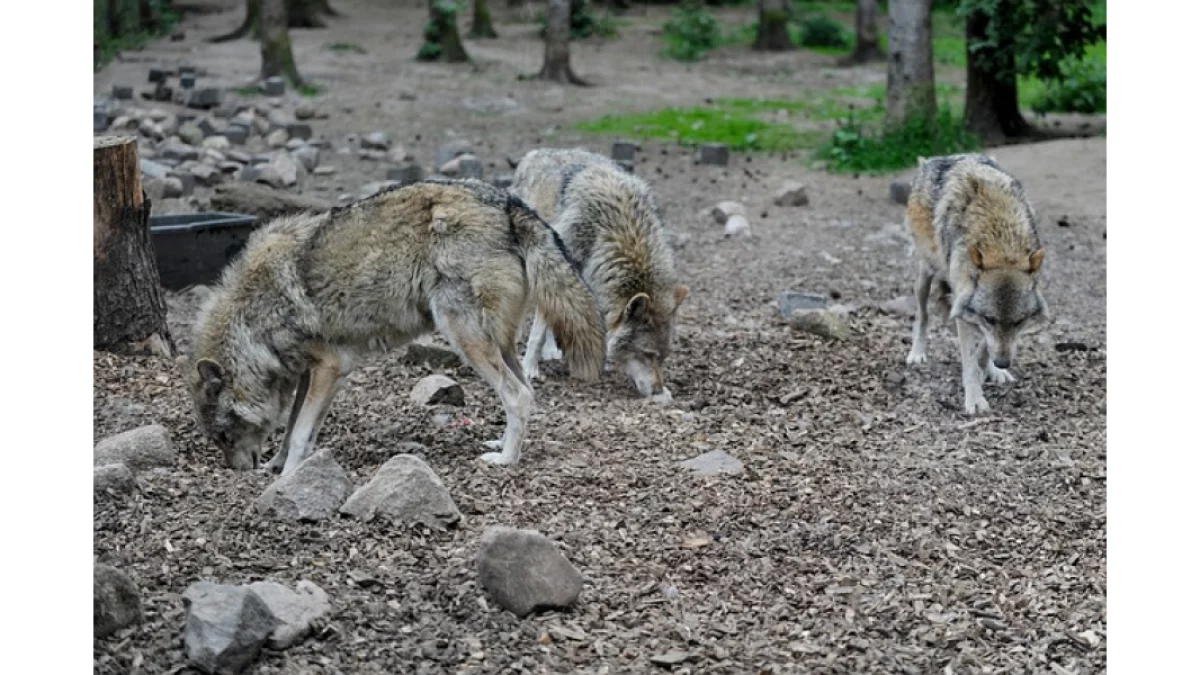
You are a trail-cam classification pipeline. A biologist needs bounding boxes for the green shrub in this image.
[797,14,850,48]
[816,107,981,174]
[1030,57,1106,114]
[662,4,722,61]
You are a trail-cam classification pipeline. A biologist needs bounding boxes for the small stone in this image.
[253,117,272,136]
[402,342,461,369]
[711,200,746,225]
[779,291,829,319]
[170,29,185,41]
[246,581,332,650]
[285,138,306,151]
[723,214,750,238]
[385,162,423,185]
[148,68,169,83]
[167,171,197,196]
[256,448,351,522]
[197,117,225,138]
[177,121,204,146]
[95,462,136,499]
[183,582,277,675]
[291,145,321,172]
[286,123,312,141]
[681,449,744,477]
[879,295,919,318]
[218,161,244,174]
[773,181,809,207]
[112,85,134,100]
[268,151,304,187]
[294,104,316,120]
[95,564,143,639]
[140,158,171,180]
[340,453,462,530]
[160,143,200,162]
[890,180,913,205]
[227,149,253,164]
[789,309,851,340]
[358,148,387,161]
[267,128,289,148]
[185,88,222,110]
[264,76,285,97]
[439,154,484,179]
[225,124,250,145]
[611,141,637,162]
[698,143,729,166]
[362,131,391,150]
[94,425,177,473]
[312,166,336,176]
[385,146,411,163]
[191,163,224,187]
[435,140,472,166]
[180,73,196,89]
[152,82,174,102]
[410,374,465,406]
[476,527,584,618]
[491,174,514,189]
[202,135,231,151]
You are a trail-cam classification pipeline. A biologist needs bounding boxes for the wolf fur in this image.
[184,179,605,474]
[511,148,689,401]
[904,153,1049,415]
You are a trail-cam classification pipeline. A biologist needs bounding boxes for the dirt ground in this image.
[94,1,1107,673]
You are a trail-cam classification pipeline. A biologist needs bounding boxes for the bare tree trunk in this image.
[210,0,336,43]
[885,0,936,128]
[963,6,1030,142]
[94,136,174,357]
[471,0,498,38]
[419,0,470,62]
[260,0,305,87]
[755,0,793,51]
[847,0,883,63]
[538,0,588,84]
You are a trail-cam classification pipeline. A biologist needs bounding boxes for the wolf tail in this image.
[505,195,606,381]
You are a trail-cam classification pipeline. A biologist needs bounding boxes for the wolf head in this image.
[184,357,277,470]
[952,246,1048,369]
[607,285,689,397]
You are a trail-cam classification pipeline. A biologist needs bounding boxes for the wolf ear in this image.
[672,285,690,311]
[196,358,226,395]
[624,293,650,322]
[968,245,985,269]
[1029,248,1045,273]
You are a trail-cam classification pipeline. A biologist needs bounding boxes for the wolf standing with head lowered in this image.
[904,153,1049,415]
[184,179,605,474]
[511,148,689,401]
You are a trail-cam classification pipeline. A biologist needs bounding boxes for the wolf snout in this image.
[992,357,1011,370]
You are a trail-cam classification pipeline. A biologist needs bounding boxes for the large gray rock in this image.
[778,291,829,319]
[95,564,143,638]
[291,145,320,172]
[362,131,391,150]
[773,181,810,207]
[409,374,465,407]
[94,463,136,498]
[183,582,278,675]
[94,425,176,473]
[476,527,583,618]
[246,581,332,650]
[340,454,461,530]
[256,448,351,521]
[178,121,204,146]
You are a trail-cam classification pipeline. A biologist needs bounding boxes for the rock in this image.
[879,295,919,318]
[138,119,166,140]
[773,181,809,207]
[218,161,244,174]
[256,448,351,521]
[362,131,391,150]
[616,159,635,174]
[266,128,289,148]
[410,374,465,406]
[95,564,143,639]
[723,214,750,238]
[148,67,169,83]
[439,154,484,179]
[177,121,204,146]
[253,117,271,136]
[294,104,316,120]
[889,180,912,205]
[711,200,746,225]
[435,140,473,167]
[358,148,388,161]
[476,527,583,618]
[190,163,223,187]
[357,180,401,200]
[287,123,312,141]
[94,424,176,473]
[112,85,134,100]
[94,463,136,498]
[789,309,851,340]
[227,149,253,164]
[611,141,637,162]
[180,73,196,89]
[246,581,331,650]
[202,135,231,151]
[160,143,200,162]
[151,82,173,102]
[225,124,249,145]
[340,454,461,530]
[779,291,829,319]
[312,165,336,176]
[386,146,411,163]
[144,178,172,202]
[681,449,744,477]
[491,174,514,189]
[244,164,284,189]
[211,183,330,220]
[291,145,321,172]
[285,138,306,151]
[183,582,277,675]
[167,171,197,196]
[141,158,171,180]
[264,76,285,97]
[385,162,423,185]
[698,143,729,166]
[402,343,462,369]
[185,88,222,110]
[268,151,304,187]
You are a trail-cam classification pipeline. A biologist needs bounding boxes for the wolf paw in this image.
[482,438,504,450]
[263,452,286,474]
[479,451,515,465]
[963,394,991,415]
[986,364,1016,384]
[905,349,928,366]
[541,344,563,361]
[650,388,674,405]
[524,364,541,380]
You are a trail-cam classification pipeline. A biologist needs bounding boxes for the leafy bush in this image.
[816,107,981,174]
[1030,57,1106,114]
[662,4,722,61]
[797,14,850,48]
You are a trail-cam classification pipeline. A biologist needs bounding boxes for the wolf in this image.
[183,179,606,475]
[510,148,689,401]
[903,153,1049,415]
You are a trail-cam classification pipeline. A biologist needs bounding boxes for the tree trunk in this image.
[93,136,174,357]
[755,0,793,51]
[260,0,306,87]
[471,0,498,38]
[538,0,588,84]
[419,0,470,62]
[210,0,335,43]
[963,7,1030,142]
[885,0,936,128]
[847,0,883,63]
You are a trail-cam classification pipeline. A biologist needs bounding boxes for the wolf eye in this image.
[982,316,997,326]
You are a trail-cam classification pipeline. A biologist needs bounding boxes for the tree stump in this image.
[94,136,175,356]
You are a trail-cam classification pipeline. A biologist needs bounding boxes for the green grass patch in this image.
[577,105,814,152]
[816,106,981,174]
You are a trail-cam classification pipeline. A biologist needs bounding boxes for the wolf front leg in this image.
[264,370,312,473]
[906,261,935,365]
[521,311,549,380]
[277,351,354,475]
[956,318,990,414]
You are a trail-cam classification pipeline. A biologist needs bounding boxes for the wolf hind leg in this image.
[906,261,935,365]
[521,311,549,380]
[540,329,562,361]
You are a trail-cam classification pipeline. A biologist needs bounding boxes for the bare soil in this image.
[94,2,1107,673]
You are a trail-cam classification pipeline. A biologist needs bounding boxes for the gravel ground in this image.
[94,2,1107,673]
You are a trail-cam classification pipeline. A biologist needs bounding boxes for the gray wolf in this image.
[183,179,605,474]
[904,153,1049,414]
[510,148,689,402]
